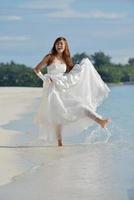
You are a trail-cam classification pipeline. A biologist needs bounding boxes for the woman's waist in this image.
[43,73,65,81]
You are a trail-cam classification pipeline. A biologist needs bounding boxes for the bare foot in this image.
[95,118,111,128]
[57,139,63,147]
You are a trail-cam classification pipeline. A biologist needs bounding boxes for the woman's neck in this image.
[54,53,65,64]
[56,53,63,59]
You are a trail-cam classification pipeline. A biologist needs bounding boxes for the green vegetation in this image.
[0,52,134,87]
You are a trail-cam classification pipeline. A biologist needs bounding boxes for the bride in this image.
[33,37,111,147]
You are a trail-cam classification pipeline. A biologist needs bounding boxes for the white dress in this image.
[33,58,110,143]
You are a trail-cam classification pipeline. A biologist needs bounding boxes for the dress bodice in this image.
[47,62,67,75]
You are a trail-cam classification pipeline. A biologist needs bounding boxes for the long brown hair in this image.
[46,37,74,73]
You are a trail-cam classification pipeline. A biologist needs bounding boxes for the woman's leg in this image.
[84,108,111,128]
[54,124,63,146]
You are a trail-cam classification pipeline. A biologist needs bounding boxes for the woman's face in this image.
[55,40,66,54]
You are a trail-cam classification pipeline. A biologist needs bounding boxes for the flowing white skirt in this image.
[33,58,110,143]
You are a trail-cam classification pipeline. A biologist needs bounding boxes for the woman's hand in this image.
[33,68,52,82]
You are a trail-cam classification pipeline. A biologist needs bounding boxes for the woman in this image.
[33,37,111,147]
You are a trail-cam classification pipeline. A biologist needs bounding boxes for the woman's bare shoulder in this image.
[42,53,52,64]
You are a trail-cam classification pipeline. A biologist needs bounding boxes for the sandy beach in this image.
[0,87,134,200]
[0,87,42,187]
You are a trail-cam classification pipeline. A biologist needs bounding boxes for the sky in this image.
[0,0,134,67]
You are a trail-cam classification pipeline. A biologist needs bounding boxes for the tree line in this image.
[0,51,134,87]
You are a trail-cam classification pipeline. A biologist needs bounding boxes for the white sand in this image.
[0,87,41,186]
[0,87,132,200]
[0,87,41,126]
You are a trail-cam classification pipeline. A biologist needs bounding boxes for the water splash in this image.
[84,126,111,144]
[104,127,112,143]
[84,121,131,145]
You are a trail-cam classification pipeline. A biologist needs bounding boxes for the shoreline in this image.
[1,81,134,89]
[107,81,134,87]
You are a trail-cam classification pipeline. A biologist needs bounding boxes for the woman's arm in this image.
[33,54,50,74]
